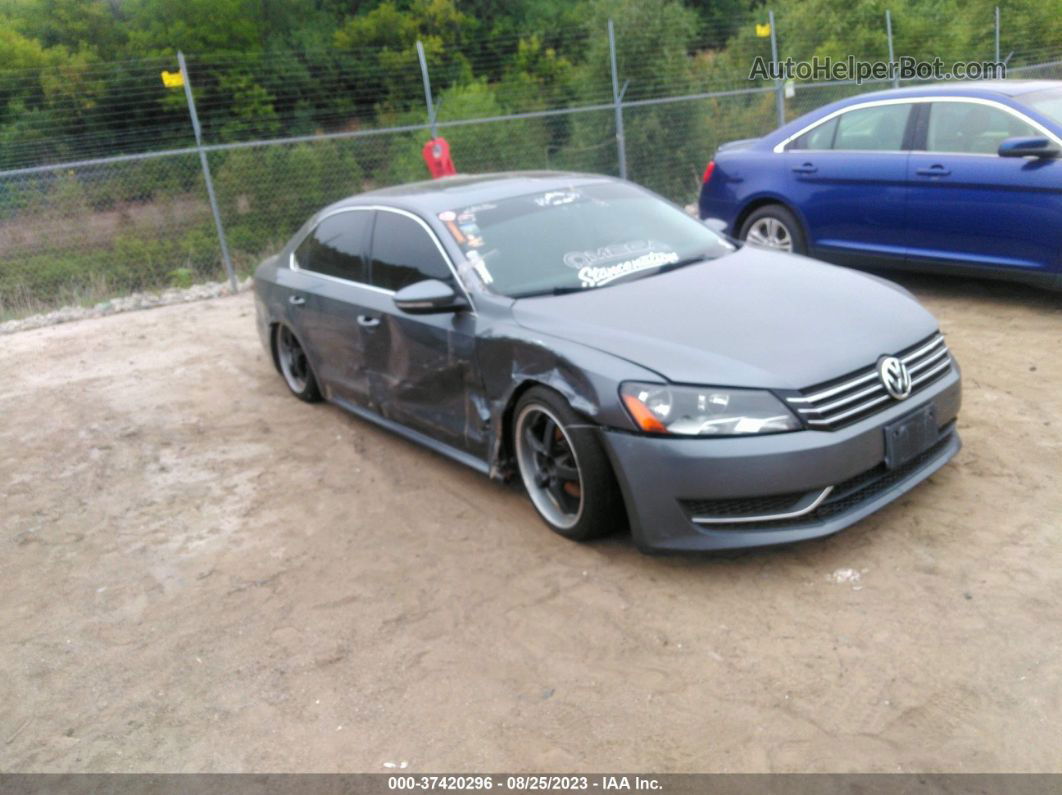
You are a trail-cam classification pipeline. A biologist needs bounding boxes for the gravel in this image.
[0,277,253,336]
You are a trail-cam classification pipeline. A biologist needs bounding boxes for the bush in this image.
[213,140,364,259]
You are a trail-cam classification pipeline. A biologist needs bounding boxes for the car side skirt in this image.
[813,248,1062,291]
[332,395,491,476]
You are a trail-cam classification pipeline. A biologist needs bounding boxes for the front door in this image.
[362,209,485,457]
[905,100,1062,276]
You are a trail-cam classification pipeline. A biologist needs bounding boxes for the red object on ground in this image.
[422,137,456,178]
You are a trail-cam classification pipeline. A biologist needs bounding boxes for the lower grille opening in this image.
[679,426,956,531]
[679,491,812,520]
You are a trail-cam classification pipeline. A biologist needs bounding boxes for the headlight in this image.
[620,382,800,436]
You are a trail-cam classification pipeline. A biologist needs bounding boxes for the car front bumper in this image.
[600,367,962,553]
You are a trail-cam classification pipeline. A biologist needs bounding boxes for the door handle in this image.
[792,163,818,174]
[288,295,306,306]
[916,165,951,177]
[357,314,380,328]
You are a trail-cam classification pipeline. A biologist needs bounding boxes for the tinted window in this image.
[926,101,1038,154]
[791,116,838,150]
[832,103,911,151]
[295,211,371,283]
[370,212,453,292]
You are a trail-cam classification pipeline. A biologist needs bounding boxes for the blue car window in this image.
[1024,88,1062,126]
[832,103,911,151]
[791,117,839,150]
[926,102,1038,155]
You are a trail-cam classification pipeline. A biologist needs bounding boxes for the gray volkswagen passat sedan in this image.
[254,172,961,553]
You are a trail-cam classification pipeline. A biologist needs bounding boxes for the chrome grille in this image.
[786,333,953,430]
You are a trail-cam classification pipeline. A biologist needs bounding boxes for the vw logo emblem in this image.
[878,356,912,400]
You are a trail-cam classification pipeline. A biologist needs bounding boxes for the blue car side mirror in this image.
[997,136,1060,158]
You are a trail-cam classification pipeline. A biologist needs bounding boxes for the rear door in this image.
[287,208,376,406]
[905,99,1062,276]
[785,101,915,266]
[362,209,485,457]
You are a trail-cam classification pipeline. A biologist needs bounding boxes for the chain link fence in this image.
[1,8,1059,321]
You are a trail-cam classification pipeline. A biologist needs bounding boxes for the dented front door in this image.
[362,208,489,457]
[367,307,485,456]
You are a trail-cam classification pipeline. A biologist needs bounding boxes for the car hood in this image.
[511,247,939,390]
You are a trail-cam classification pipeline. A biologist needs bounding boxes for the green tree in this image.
[563,0,714,199]
[383,79,551,183]
[333,0,473,110]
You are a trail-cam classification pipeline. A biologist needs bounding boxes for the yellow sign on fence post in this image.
[161,70,184,88]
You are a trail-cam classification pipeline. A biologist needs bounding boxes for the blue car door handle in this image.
[357,314,380,328]
[916,165,951,177]
[288,295,306,306]
[792,162,818,174]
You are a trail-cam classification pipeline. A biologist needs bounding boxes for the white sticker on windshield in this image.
[534,190,580,207]
[467,250,493,284]
[562,240,680,288]
[576,250,680,288]
[563,240,662,270]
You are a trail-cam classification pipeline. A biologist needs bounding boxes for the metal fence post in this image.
[607,19,627,180]
[416,41,438,138]
[177,51,237,292]
[886,10,900,88]
[768,11,784,127]
[995,6,1001,63]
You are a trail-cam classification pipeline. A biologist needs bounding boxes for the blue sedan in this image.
[698,81,1062,289]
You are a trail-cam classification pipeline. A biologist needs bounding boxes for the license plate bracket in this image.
[884,404,938,470]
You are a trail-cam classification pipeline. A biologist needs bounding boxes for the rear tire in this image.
[513,387,624,541]
[739,204,807,255]
[275,324,322,403]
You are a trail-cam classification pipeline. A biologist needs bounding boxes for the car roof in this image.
[841,79,1060,101]
[323,171,616,216]
[759,80,1062,147]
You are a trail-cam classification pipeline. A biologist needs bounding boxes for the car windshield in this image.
[1023,88,1062,127]
[437,181,733,298]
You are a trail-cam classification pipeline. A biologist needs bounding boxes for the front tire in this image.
[275,324,322,403]
[513,387,624,541]
[739,204,807,255]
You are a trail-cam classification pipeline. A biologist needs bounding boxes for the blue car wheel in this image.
[739,205,807,255]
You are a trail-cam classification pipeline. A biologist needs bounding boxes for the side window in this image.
[926,102,1038,154]
[832,103,912,151]
[791,116,839,150]
[294,211,372,283]
[370,212,454,292]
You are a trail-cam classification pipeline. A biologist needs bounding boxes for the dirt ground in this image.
[1,273,1060,773]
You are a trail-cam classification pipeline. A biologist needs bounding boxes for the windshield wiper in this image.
[512,253,717,298]
[656,252,714,274]
[512,285,587,299]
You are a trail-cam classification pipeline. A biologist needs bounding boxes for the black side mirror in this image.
[998,136,1060,158]
[393,279,467,314]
